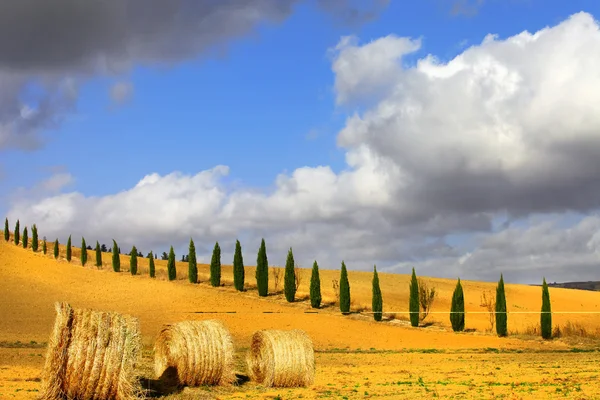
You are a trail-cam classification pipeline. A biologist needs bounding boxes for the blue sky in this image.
[3,0,600,283]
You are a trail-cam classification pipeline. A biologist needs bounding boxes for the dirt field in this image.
[2,236,600,399]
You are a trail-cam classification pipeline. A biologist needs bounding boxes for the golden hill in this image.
[2,235,600,350]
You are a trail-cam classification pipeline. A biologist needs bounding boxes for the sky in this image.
[2,0,600,284]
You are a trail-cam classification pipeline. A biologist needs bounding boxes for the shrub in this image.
[409,268,420,327]
[167,246,176,281]
[372,265,383,321]
[148,251,156,278]
[339,261,350,314]
[418,278,436,322]
[54,239,59,259]
[450,278,465,332]
[129,246,137,275]
[541,277,552,339]
[95,241,102,268]
[310,261,321,309]
[3,218,8,241]
[14,220,20,245]
[273,267,282,293]
[480,290,496,332]
[284,248,296,302]
[31,224,38,252]
[112,239,120,272]
[233,240,245,291]
[22,226,28,249]
[256,238,269,297]
[42,239,47,255]
[188,238,197,284]
[66,235,72,262]
[495,274,508,337]
[81,237,88,266]
[210,242,221,287]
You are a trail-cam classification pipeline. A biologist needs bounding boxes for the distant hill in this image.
[533,281,600,292]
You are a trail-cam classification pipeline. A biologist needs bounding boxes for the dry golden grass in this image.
[4,236,600,398]
[39,302,142,400]
[154,320,235,386]
[246,329,315,388]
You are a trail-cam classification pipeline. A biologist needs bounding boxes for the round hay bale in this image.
[246,329,315,387]
[40,302,142,400]
[154,320,235,386]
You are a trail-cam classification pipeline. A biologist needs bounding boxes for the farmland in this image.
[2,238,600,399]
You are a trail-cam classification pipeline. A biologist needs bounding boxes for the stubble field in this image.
[2,238,600,399]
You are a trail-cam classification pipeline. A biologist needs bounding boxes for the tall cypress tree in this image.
[495,274,508,337]
[409,267,420,327]
[372,265,383,321]
[112,239,120,272]
[148,251,156,278]
[284,247,296,302]
[95,241,102,268]
[188,238,197,284]
[210,242,221,287]
[450,278,465,332]
[42,239,47,255]
[54,239,59,259]
[3,218,8,242]
[339,261,351,314]
[541,277,552,340]
[167,246,176,281]
[31,225,38,252]
[233,240,245,291]
[310,261,322,309]
[81,237,88,266]
[14,220,20,245]
[66,235,72,262]
[130,246,137,275]
[22,226,28,249]
[256,238,269,297]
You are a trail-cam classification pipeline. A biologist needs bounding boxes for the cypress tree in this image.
[310,261,322,309]
[409,267,420,327]
[450,278,465,332]
[256,238,269,297]
[148,251,156,278]
[495,274,508,337]
[130,246,137,275]
[188,238,197,284]
[372,265,383,321]
[95,241,102,267]
[210,242,221,287]
[541,277,552,340]
[284,247,296,302]
[31,225,38,251]
[339,261,351,314]
[167,246,176,281]
[81,237,88,266]
[66,235,72,262]
[233,240,245,291]
[42,239,47,255]
[112,239,120,272]
[22,226,28,248]
[3,218,8,241]
[54,239,59,259]
[14,220,20,245]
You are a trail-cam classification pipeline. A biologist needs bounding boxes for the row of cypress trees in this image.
[3,217,554,338]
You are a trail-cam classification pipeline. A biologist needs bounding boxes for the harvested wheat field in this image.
[2,238,600,399]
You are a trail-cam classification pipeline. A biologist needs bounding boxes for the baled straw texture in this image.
[246,329,315,387]
[40,302,143,400]
[154,320,235,386]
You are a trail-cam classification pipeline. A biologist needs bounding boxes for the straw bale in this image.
[246,329,315,387]
[154,320,235,386]
[40,302,142,400]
